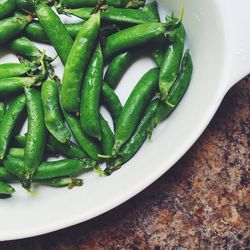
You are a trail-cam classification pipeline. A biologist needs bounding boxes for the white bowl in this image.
[0,0,250,241]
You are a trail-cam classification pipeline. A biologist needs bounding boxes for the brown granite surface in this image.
[1,79,249,249]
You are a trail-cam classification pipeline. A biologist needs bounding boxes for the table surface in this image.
[1,78,249,249]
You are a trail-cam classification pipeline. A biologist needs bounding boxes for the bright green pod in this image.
[0,0,15,20]
[9,147,24,158]
[100,115,114,156]
[80,44,103,140]
[0,13,32,45]
[0,167,14,182]
[0,180,15,195]
[35,2,73,65]
[0,102,5,123]
[61,12,100,112]
[0,94,26,160]
[24,88,46,187]
[0,63,33,79]
[16,0,55,13]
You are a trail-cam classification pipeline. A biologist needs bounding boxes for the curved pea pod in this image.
[24,21,83,43]
[61,12,100,112]
[80,44,103,140]
[61,7,156,25]
[102,22,173,59]
[0,63,34,79]
[159,22,185,100]
[105,99,159,174]
[155,50,193,123]
[0,0,15,20]
[102,83,122,128]
[63,110,101,161]
[35,2,73,65]
[143,1,167,66]
[41,79,71,144]
[100,115,114,156]
[24,88,46,187]
[60,0,145,8]
[112,68,159,155]
[0,180,15,196]
[0,167,14,182]
[0,94,26,160]
[0,102,5,122]
[104,51,134,89]
[0,77,37,97]
[0,13,32,45]
[4,155,94,181]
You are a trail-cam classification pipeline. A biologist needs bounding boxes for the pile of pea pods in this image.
[0,0,193,197]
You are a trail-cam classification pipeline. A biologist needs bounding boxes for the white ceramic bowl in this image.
[0,0,250,241]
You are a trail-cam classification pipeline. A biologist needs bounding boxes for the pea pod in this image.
[9,147,24,158]
[4,155,93,180]
[60,7,156,25]
[80,44,103,140]
[16,0,54,13]
[24,21,83,44]
[24,88,46,187]
[104,51,134,89]
[102,21,177,59]
[100,116,114,156]
[159,22,185,100]
[105,99,159,174]
[35,2,73,65]
[0,13,32,45]
[0,181,15,196]
[63,110,100,161]
[143,1,167,66]
[102,83,122,128]
[0,167,14,182]
[61,12,100,112]
[0,102,5,122]
[0,94,26,160]
[60,0,145,9]
[41,79,71,144]
[0,63,34,79]
[0,0,15,20]
[112,68,159,155]
[0,77,37,97]
[155,50,193,123]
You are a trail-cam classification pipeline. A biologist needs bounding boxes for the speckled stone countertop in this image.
[1,78,249,249]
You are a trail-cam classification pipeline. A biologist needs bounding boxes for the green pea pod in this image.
[100,115,114,156]
[36,2,73,65]
[0,77,37,97]
[0,63,33,79]
[156,50,193,122]
[0,13,32,45]
[0,180,15,195]
[105,99,159,174]
[0,102,5,122]
[24,21,83,43]
[143,1,167,66]
[61,7,156,25]
[60,0,145,8]
[61,12,100,112]
[16,0,55,13]
[4,155,93,181]
[35,177,83,188]
[113,68,159,155]
[80,44,103,140]
[9,147,24,158]
[0,0,15,20]
[102,83,122,128]
[0,94,26,160]
[41,79,71,144]
[103,22,172,59]
[104,51,134,89]
[159,23,185,99]
[0,167,14,182]
[24,88,46,187]
[63,110,100,161]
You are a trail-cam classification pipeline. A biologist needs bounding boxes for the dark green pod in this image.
[0,94,26,160]
[16,0,55,13]
[104,51,134,89]
[0,0,15,20]
[80,44,103,140]
[100,115,114,156]
[24,88,46,187]
[0,102,5,123]
[0,180,15,195]
[0,167,14,182]
[0,13,32,45]
[113,68,159,154]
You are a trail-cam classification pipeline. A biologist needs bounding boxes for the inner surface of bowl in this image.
[0,0,229,240]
